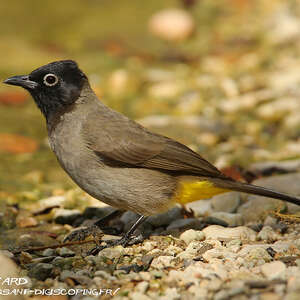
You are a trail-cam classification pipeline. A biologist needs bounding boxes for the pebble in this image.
[135,281,149,293]
[203,225,257,241]
[82,206,116,219]
[42,248,56,256]
[54,208,81,225]
[211,192,241,213]
[244,247,272,265]
[148,9,195,42]
[16,216,38,228]
[159,287,181,300]
[177,241,213,259]
[179,229,205,245]
[98,245,125,259]
[28,263,53,281]
[185,199,213,217]
[257,226,280,242]
[210,212,243,226]
[56,247,75,257]
[147,207,182,227]
[238,173,300,221]
[166,218,204,231]
[261,261,287,280]
[151,256,177,269]
[131,292,152,300]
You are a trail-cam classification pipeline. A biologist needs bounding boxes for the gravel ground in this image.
[1,164,300,300]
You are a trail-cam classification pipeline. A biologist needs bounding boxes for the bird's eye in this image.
[43,74,59,87]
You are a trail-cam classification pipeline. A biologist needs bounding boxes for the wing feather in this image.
[82,109,223,177]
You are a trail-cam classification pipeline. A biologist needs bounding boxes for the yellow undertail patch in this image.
[174,180,229,205]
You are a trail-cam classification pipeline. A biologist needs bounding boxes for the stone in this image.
[151,256,176,269]
[211,192,241,213]
[54,208,81,225]
[257,226,280,242]
[159,287,181,300]
[0,254,22,300]
[238,173,300,222]
[210,212,243,226]
[28,263,53,280]
[42,248,56,256]
[177,241,213,259]
[98,245,125,260]
[244,247,272,265]
[82,206,116,219]
[261,261,287,279]
[146,207,182,228]
[130,292,151,300]
[203,225,256,241]
[56,247,75,257]
[148,9,195,42]
[179,229,205,245]
[166,218,204,231]
[16,216,38,228]
[185,199,213,217]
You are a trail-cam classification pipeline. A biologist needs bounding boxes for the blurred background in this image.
[1,0,300,203]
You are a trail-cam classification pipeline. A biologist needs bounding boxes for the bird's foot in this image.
[63,224,104,245]
[88,233,145,256]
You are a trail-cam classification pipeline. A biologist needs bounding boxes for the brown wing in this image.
[82,109,224,177]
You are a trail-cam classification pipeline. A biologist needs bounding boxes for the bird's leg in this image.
[88,215,147,255]
[63,209,123,243]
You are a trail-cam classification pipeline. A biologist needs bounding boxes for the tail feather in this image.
[214,179,300,206]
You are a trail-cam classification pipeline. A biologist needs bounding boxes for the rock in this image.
[249,159,300,175]
[28,263,53,280]
[257,226,280,242]
[82,206,116,219]
[159,287,181,300]
[211,192,241,213]
[284,292,300,300]
[261,261,287,279]
[179,229,205,245]
[165,245,184,256]
[244,247,272,265]
[264,216,278,226]
[148,9,195,42]
[107,69,133,97]
[238,173,300,222]
[54,208,81,225]
[52,257,75,270]
[135,281,149,293]
[185,199,213,217]
[56,247,75,257]
[203,225,256,241]
[0,254,22,300]
[147,207,182,227]
[210,212,243,226]
[16,216,38,228]
[130,292,151,300]
[42,248,56,256]
[98,245,125,260]
[151,256,177,269]
[35,195,66,212]
[147,81,184,99]
[166,218,204,231]
[177,241,213,259]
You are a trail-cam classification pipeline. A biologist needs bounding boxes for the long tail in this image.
[213,178,300,206]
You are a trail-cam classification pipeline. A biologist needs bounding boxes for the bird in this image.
[4,60,300,251]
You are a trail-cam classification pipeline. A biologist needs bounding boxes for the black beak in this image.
[3,75,38,90]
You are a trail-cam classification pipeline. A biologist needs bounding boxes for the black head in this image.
[3,60,87,119]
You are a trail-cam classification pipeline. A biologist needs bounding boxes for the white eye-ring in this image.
[43,73,59,87]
